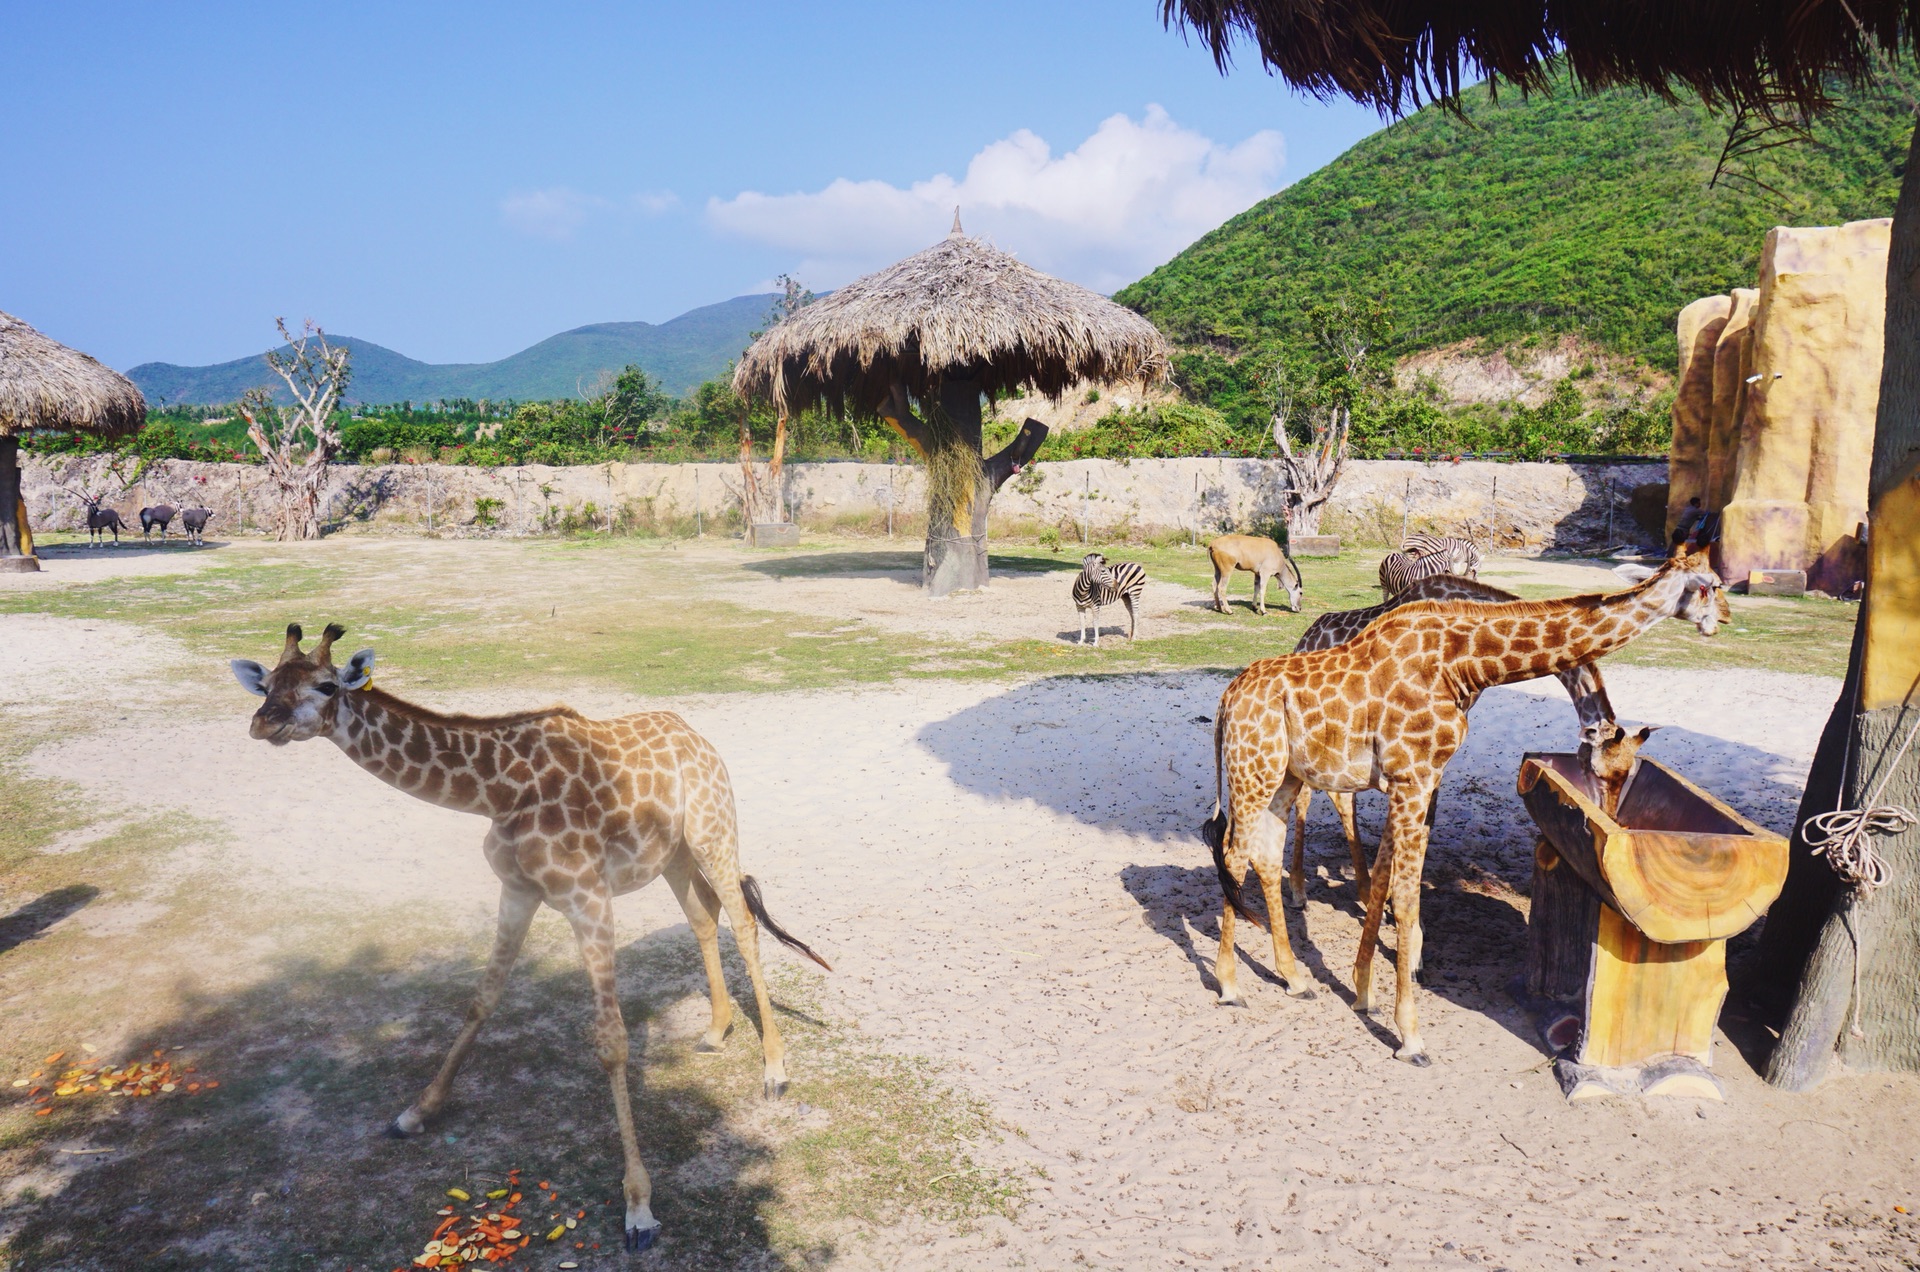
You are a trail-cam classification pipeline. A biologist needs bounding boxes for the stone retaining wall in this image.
[22,454,1668,553]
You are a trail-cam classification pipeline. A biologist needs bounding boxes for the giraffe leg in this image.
[1285,784,1312,908]
[1253,776,1311,996]
[564,888,661,1252]
[664,852,732,1052]
[1389,810,1434,1065]
[390,880,540,1137]
[1333,790,1368,897]
[713,880,790,1098]
[1352,803,1400,1017]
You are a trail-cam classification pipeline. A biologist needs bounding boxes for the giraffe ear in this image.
[230,659,269,697]
[1633,725,1661,743]
[1612,564,1656,584]
[339,649,376,690]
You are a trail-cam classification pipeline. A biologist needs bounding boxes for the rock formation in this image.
[1668,217,1890,592]
[1666,295,1732,536]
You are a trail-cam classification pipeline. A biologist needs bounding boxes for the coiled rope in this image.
[1799,665,1920,1038]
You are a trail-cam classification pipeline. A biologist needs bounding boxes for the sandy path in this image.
[14,606,1918,1269]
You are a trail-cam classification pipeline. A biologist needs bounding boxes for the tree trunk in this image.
[919,379,1047,597]
[0,435,37,571]
[1757,120,1920,1091]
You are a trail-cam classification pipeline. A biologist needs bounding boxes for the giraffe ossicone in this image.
[231,620,830,1254]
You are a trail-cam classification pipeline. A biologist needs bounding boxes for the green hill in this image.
[127,294,778,405]
[1118,71,1910,376]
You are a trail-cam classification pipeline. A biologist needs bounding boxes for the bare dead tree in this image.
[236,319,352,540]
[1270,296,1391,536]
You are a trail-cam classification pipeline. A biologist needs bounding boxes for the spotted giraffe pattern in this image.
[231,623,829,1254]
[1204,551,1723,1064]
[1281,573,1617,909]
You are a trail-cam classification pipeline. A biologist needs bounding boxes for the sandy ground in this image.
[7,548,1917,1269]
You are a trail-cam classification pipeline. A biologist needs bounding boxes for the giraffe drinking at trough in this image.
[1202,550,1725,1065]
[230,623,829,1253]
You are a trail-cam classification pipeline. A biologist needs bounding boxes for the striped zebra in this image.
[1072,552,1146,646]
[1402,532,1482,575]
[1378,536,1479,597]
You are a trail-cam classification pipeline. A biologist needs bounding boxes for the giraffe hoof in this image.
[695,1039,724,1054]
[1216,993,1242,1007]
[1397,1048,1432,1067]
[1285,984,1317,1000]
[386,1108,426,1138]
[764,1076,789,1100]
[1283,890,1306,910]
[625,1222,661,1252]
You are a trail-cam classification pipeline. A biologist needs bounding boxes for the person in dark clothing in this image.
[1671,496,1708,556]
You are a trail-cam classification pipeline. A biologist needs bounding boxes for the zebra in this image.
[1379,536,1479,597]
[1401,532,1482,575]
[1072,552,1146,646]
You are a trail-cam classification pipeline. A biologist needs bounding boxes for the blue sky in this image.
[1,1,1383,371]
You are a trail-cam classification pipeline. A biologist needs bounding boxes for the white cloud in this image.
[705,106,1284,293]
[500,188,605,241]
[630,191,680,214]
[500,187,679,240]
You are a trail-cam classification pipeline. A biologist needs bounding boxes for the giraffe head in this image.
[1614,549,1724,635]
[1577,720,1660,814]
[230,622,375,745]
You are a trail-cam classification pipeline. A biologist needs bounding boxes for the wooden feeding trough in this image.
[1517,752,1788,1101]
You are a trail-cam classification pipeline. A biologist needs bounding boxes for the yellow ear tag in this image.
[357,676,373,692]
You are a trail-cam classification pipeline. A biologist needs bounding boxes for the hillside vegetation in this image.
[1119,70,1909,377]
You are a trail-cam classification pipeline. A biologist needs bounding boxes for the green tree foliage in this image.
[1117,68,1909,373]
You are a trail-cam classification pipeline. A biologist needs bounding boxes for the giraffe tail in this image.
[740,875,833,971]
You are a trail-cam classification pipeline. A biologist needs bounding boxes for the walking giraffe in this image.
[1202,550,1724,1064]
[1278,573,1616,909]
[230,623,829,1253]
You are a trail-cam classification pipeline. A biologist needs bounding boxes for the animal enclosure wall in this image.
[22,454,1667,553]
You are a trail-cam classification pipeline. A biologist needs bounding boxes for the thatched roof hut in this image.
[0,310,146,440]
[1160,0,1906,117]
[733,222,1171,416]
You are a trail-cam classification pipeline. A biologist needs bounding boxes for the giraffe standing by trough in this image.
[1202,551,1725,1065]
[1280,573,1617,909]
[230,623,829,1253]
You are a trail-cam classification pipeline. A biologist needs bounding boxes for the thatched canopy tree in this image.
[0,310,146,572]
[734,217,1170,595]
[1159,0,1920,1091]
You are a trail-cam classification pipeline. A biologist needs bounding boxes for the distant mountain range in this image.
[128,293,778,405]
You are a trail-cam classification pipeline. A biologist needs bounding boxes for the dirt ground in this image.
[2,536,1914,1270]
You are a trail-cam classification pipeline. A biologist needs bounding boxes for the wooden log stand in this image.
[1517,753,1788,1101]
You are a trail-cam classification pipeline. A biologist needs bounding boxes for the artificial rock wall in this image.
[22,453,1667,554]
[1669,217,1889,592]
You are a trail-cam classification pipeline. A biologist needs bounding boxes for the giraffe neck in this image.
[1458,568,1695,694]
[329,688,538,818]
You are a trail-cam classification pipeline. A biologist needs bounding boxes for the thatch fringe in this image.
[1161,0,1915,119]
[732,230,1171,417]
[0,311,146,439]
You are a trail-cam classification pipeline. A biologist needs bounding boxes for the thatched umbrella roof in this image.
[0,310,146,439]
[733,222,1172,416]
[1161,0,1912,117]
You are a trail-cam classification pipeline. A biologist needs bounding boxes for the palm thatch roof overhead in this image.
[733,225,1171,416]
[0,310,146,439]
[1162,0,1917,117]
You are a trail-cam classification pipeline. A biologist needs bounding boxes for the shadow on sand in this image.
[919,670,1812,1057]
[0,926,829,1271]
[0,884,99,958]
